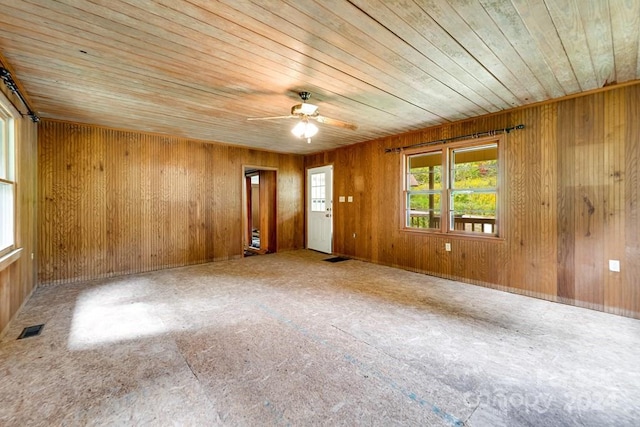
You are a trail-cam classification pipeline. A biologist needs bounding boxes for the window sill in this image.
[0,248,23,272]
[400,228,505,242]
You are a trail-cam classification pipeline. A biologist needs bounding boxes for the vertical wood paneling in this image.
[526,107,542,294]
[278,155,304,251]
[557,100,576,301]
[259,170,277,253]
[306,83,640,319]
[507,108,527,291]
[0,84,38,336]
[538,103,558,297]
[603,87,626,315]
[623,85,639,317]
[571,94,605,310]
[37,120,304,285]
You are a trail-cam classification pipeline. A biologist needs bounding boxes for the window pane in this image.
[312,199,325,212]
[408,151,443,190]
[311,172,326,212]
[8,118,15,180]
[407,192,441,229]
[450,191,497,234]
[451,144,497,189]
[0,181,14,252]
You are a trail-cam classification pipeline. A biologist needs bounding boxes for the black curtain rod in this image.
[0,68,40,123]
[385,124,524,153]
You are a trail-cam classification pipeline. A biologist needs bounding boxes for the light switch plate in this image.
[339,196,345,203]
[609,260,620,272]
[347,196,353,202]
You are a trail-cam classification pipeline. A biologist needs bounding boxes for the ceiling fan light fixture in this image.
[248,91,356,143]
[291,120,318,139]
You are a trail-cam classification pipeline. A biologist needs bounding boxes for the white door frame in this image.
[306,165,333,253]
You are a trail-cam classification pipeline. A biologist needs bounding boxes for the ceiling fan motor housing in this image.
[291,103,318,116]
[298,91,312,101]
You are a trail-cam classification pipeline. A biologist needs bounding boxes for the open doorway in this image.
[243,167,277,256]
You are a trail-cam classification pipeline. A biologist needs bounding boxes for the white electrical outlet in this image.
[609,260,620,272]
[445,243,451,252]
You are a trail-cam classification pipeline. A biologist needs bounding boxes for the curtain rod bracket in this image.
[0,68,40,123]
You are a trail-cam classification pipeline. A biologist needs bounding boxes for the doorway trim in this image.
[242,165,278,255]
[306,164,333,254]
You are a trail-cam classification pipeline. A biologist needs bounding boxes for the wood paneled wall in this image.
[38,120,304,285]
[259,170,278,254]
[0,84,38,337]
[305,83,640,319]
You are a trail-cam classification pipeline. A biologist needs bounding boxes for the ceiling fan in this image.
[247,91,358,143]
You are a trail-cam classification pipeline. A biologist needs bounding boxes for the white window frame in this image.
[0,90,17,258]
[402,135,503,238]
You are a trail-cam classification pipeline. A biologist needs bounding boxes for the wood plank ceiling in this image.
[0,0,639,154]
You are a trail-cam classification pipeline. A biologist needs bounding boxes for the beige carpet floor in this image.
[1,250,639,426]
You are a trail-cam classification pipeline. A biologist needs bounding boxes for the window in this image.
[310,171,327,212]
[0,93,16,257]
[406,151,443,230]
[404,136,501,236]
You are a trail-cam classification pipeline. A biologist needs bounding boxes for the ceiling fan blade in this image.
[314,115,358,130]
[247,115,296,121]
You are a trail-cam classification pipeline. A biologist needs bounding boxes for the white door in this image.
[307,165,333,253]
